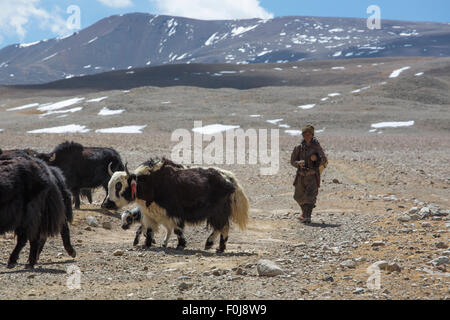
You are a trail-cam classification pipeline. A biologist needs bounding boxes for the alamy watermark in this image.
[66,264,81,290]
[367,5,382,30]
[171,121,280,175]
[66,5,81,31]
[366,263,382,290]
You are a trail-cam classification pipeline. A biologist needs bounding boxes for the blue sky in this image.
[0,0,449,50]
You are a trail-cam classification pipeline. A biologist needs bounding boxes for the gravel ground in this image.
[0,57,449,300]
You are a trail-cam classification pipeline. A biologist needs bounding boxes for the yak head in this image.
[121,207,142,230]
[102,163,137,210]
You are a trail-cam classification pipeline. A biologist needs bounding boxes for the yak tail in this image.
[217,169,249,231]
[230,181,250,230]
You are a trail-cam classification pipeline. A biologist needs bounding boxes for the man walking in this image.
[290,125,328,224]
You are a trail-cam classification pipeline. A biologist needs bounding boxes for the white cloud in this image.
[97,0,133,8]
[0,0,71,45]
[150,0,273,20]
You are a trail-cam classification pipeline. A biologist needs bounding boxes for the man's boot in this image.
[305,204,314,224]
[300,205,308,222]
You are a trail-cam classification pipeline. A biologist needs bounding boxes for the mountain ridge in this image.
[1,12,449,85]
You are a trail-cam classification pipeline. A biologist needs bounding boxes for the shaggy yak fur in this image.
[38,141,125,209]
[103,158,250,252]
[0,148,95,206]
[0,157,76,269]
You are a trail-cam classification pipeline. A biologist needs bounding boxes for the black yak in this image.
[0,157,76,269]
[103,158,250,253]
[39,141,124,209]
[0,148,95,207]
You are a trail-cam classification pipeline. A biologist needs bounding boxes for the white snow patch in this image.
[87,37,98,44]
[332,51,342,57]
[87,97,108,103]
[42,53,58,62]
[415,72,424,77]
[250,115,261,118]
[96,125,147,134]
[371,121,415,129]
[7,103,39,111]
[19,41,40,48]
[98,107,124,116]
[329,28,344,33]
[231,25,258,37]
[332,66,345,70]
[279,124,291,128]
[257,50,272,57]
[389,66,411,78]
[285,130,302,136]
[40,107,83,118]
[351,86,371,93]
[28,124,90,134]
[328,93,341,97]
[266,119,283,125]
[192,124,240,135]
[205,32,219,46]
[298,104,316,110]
[37,98,85,112]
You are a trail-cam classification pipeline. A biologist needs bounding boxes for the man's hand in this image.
[310,154,318,162]
[296,160,305,168]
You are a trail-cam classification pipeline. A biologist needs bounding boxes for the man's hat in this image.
[302,125,315,136]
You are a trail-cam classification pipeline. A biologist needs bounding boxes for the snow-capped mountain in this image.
[1,13,449,85]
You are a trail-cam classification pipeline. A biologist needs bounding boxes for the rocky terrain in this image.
[1,13,450,85]
[0,56,448,300]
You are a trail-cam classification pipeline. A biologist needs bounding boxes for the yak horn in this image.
[49,153,56,162]
[125,162,130,176]
[108,162,114,176]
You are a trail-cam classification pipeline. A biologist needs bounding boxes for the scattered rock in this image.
[332,179,340,184]
[178,282,193,291]
[86,216,99,227]
[407,207,420,215]
[436,242,448,249]
[421,222,431,228]
[353,288,365,294]
[371,241,385,247]
[429,256,449,266]
[212,270,222,276]
[418,207,431,219]
[340,260,356,268]
[372,260,389,270]
[385,263,402,273]
[257,259,284,277]
[113,249,124,257]
[397,215,411,222]
[102,221,113,230]
[323,276,334,282]
[236,267,247,276]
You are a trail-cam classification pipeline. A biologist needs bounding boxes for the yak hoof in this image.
[216,248,225,254]
[25,264,35,270]
[67,248,77,258]
[175,245,185,251]
[204,242,214,250]
[7,262,17,269]
[141,245,151,250]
